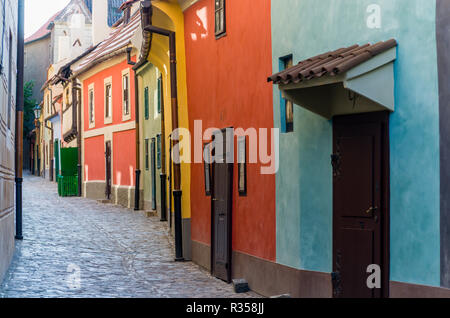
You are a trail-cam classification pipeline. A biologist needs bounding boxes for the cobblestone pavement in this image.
[0,174,259,298]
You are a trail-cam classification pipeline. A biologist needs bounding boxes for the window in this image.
[122,71,130,119]
[151,138,156,210]
[145,139,149,170]
[238,136,247,196]
[65,88,70,109]
[215,0,226,38]
[156,134,161,169]
[104,77,112,123]
[157,75,162,114]
[280,55,294,133]
[203,143,212,196]
[144,86,149,120]
[88,85,95,127]
[47,94,50,115]
[7,31,12,129]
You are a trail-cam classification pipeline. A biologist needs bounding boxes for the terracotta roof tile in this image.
[268,39,397,85]
[25,10,61,43]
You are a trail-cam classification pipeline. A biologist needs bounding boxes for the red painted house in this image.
[73,2,140,208]
[184,0,276,294]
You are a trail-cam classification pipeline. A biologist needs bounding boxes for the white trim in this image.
[121,68,131,122]
[104,76,113,125]
[88,83,95,128]
[83,121,136,139]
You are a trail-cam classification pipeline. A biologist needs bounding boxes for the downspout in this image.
[44,120,54,182]
[129,0,153,211]
[126,47,141,211]
[143,24,183,261]
[73,80,82,197]
[15,0,24,240]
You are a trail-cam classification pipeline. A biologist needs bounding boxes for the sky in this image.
[25,0,71,38]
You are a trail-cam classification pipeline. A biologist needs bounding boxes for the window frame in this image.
[203,142,212,196]
[157,75,162,114]
[88,83,95,128]
[279,54,294,133]
[144,86,149,120]
[156,134,161,169]
[238,136,247,196]
[214,0,226,39]
[104,76,113,124]
[145,138,149,171]
[6,30,12,130]
[122,69,131,121]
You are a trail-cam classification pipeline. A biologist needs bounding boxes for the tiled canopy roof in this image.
[74,11,141,73]
[268,39,397,85]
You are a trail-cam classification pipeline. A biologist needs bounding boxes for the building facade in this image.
[0,0,18,282]
[269,0,450,297]
[135,0,193,260]
[74,1,140,208]
[183,0,276,286]
[136,63,163,214]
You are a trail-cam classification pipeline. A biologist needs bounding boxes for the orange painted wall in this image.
[184,0,275,261]
[84,135,105,181]
[82,56,136,187]
[83,57,136,131]
[113,129,136,186]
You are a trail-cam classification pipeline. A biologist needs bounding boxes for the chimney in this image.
[92,0,110,44]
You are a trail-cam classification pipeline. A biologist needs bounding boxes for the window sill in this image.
[215,32,227,40]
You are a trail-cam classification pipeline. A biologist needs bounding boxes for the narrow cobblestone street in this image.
[0,174,259,298]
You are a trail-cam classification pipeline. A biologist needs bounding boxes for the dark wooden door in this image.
[151,138,157,211]
[105,141,112,200]
[212,129,233,283]
[332,113,389,298]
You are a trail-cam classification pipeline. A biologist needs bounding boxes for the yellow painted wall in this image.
[147,1,191,220]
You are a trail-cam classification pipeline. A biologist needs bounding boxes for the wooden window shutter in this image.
[144,86,149,120]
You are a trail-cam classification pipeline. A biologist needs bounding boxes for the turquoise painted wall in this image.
[272,0,440,286]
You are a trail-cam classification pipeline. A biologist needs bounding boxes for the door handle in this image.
[365,206,378,214]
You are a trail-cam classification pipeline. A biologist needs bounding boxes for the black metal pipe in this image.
[144,23,183,262]
[15,0,24,240]
[174,190,183,261]
[160,174,167,222]
[134,170,141,211]
[128,52,141,211]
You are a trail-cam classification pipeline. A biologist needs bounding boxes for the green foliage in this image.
[23,80,36,138]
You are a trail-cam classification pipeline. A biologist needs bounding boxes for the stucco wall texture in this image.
[272,0,440,287]
[184,0,276,261]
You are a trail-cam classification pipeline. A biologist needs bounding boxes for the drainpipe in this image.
[44,121,54,182]
[159,75,167,223]
[15,0,24,240]
[143,25,183,261]
[73,80,82,197]
[127,48,141,211]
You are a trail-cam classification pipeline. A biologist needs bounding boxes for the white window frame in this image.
[88,83,95,128]
[122,68,131,121]
[104,76,113,124]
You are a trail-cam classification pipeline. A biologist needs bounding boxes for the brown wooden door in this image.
[332,113,389,298]
[212,129,233,283]
[105,141,112,200]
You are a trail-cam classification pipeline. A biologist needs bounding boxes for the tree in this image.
[23,80,36,138]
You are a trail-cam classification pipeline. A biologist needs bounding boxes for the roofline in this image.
[25,32,51,45]
[70,46,131,79]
